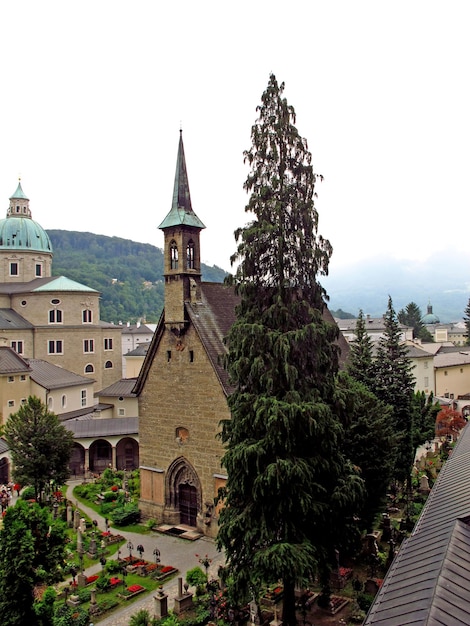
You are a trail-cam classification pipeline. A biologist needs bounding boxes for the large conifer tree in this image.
[217,75,363,626]
[347,309,375,386]
[372,296,416,483]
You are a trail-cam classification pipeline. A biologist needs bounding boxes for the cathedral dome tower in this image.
[0,180,53,282]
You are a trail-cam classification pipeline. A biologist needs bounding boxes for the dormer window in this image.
[170,241,178,270]
[187,240,195,269]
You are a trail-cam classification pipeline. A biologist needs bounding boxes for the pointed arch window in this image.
[170,241,178,270]
[187,240,195,269]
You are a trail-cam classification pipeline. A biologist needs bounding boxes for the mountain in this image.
[323,250,470,323]
[48,230,227,323]
[48,231,469,325]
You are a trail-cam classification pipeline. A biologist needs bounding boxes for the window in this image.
[81,389,87,407]
[61,395,67,408]
[424,361,428,369]
[48,396,53,409]
[82,309,92,323]
[83,339,94,353]
[189,350,194,362]
[187,240,195,269]
[104,360,113,369]
[8,400,14,408]
[11,340,24,354]
[104,338,113,350]
[7,376,14,383]
[49,309,63,323]
[20,374,26,381]
[170,241,178,269]
[21,398,27,405]
[48,340,63,354]
[424,376,429,387]
[118,408,125,416]
[444,371,448,376]
[10,262,18,276]
[35,263,42,277]
[85,364,94,373]
[167,350,171,362]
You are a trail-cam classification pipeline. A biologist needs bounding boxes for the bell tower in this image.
[159,131,205,333]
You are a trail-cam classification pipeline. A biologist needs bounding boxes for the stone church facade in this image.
[135,132,238,538]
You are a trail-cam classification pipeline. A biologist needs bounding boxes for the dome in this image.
[0,181,53,253]
[422,303,440,325]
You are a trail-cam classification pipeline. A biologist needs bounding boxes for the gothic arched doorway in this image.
[166,457,201,528]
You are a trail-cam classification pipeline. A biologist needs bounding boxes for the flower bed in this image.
[118,584,146,600]
[327,595,350,615]
[109,577,122,587]
[155,565,178,581]
[86,575,99,585]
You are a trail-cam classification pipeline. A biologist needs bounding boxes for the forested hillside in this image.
[48,230,227,323]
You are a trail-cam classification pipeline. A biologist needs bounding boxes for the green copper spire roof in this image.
[10,180,29,200]
[159,131,206,230]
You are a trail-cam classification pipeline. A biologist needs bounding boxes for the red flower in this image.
[127,584,144,593]
[161,566,174,573]
[86,575,99,584]
[111,485,118,492]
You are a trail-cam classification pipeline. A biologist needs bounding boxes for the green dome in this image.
[0,181,53,253]
[0,216,53,253]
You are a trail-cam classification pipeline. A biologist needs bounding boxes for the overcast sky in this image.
[1,1,469,275]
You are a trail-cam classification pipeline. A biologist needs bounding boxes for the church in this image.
[0,180,123,421]
[135,132,349,539]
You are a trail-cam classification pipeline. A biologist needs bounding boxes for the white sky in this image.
[1,1,469,274]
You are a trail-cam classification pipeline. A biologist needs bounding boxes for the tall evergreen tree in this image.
[217,74,363,626]
[347,309,375,386]
[372,297,416,483]
[335,372,396,533]
[398,301,433,342]
[2,396,74,502]
[464,297,470,345]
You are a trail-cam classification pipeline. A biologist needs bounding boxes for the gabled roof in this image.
[134,282,350,396]
[63,416,138,438]
[96,378,137,398]
[0,346,31,373]
[26,359,94,390]
[365,424,470,625]
[125,344,150,357]
[434,351,470,369]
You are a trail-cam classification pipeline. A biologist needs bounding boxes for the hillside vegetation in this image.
[48,230,227,323]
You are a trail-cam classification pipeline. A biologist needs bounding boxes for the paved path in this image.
[64,480,225,625]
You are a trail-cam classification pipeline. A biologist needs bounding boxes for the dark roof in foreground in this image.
[365,423,470,625]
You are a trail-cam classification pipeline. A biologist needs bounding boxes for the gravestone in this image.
[154,587,169,619]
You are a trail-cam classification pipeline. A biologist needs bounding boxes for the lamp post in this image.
[121,566,127,593]
[127,540,134,560]
[137,544,144,560]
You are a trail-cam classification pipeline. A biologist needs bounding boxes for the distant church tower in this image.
[158,131,205,334]
[0,180,53,282]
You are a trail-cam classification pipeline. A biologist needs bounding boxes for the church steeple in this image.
[159,130,205,230]
[159,132,205,330]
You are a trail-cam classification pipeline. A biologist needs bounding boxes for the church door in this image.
[179,483,197,526]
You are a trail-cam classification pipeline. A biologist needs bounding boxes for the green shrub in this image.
[77,587,91,603]
[98,597,119,612]
[111,504,140,526]
[95,573,110,591]
[21,486,36,500]
[357,592,375,612]
[106,559,122,574]
[185,566,207,588]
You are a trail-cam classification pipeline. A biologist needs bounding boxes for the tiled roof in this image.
[64,416,138,438]
[26,359,94,389]
[0,346,31,373]
[406,344,434,358]
[121,324,155,336]
[365,424,470,625]
[96,378,137,398]
[434,351,470,368]
[0,308,34,330]
[0,438,9,454]
[59,403,113,422]
[125,344,149,357]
